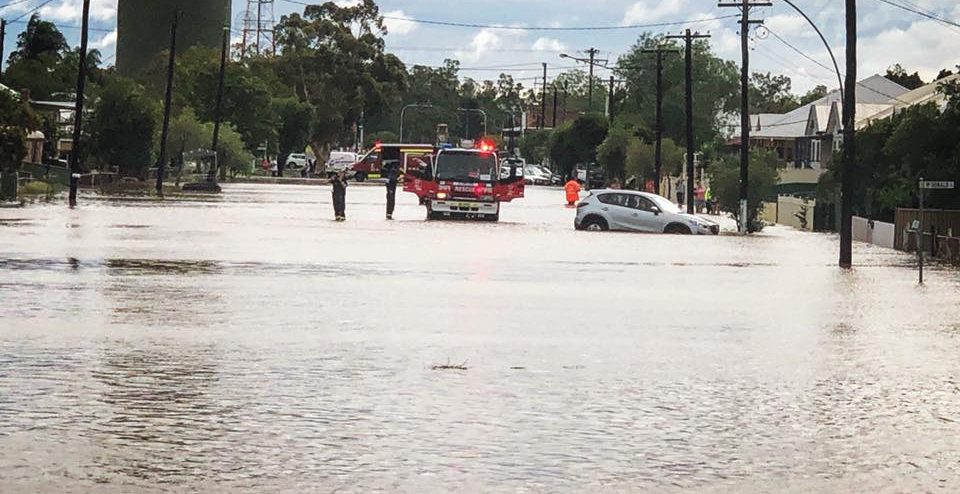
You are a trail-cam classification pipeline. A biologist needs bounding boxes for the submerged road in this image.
[1,184,959,493]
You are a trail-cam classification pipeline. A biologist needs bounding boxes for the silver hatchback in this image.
[574,190,720,234]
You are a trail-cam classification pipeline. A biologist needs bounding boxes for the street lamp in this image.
[456,108,487,139]
[399,104,435,143]
[779,0,845,102]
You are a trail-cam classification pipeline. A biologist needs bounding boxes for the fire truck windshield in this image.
[435,151,497,182]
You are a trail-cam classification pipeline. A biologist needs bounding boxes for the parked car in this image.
[286,153,309,169]
[576,164,606,189]
[575,189,720,234]
[523,165,553,185]
[535,165,561,185]
[325,151,358,175]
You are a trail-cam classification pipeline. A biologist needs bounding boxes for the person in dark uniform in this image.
[384,160,399,220]
[332,170,348,221]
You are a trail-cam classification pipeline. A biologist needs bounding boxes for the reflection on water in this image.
[1,184,959,492]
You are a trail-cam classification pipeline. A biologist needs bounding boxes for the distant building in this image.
[117,0,231,75]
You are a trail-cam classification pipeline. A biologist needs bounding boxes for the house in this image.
[28,99,76,161]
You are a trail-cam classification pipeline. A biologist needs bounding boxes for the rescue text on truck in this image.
[403,143,524,222]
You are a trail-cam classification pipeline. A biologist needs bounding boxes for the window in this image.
[631,196,658,212]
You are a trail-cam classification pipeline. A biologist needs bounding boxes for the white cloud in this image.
[765,14,810,38]
[92,28,117,50]
[622,0,687,25]
[39,0,116,23]
[455,28,503,63]
[531,37,565,52]
[859,19,960,83]
[383,9,416,36]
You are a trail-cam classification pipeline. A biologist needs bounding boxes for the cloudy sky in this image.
[1,0,959,93]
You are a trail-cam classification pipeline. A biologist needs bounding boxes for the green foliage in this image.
[710,149,779,232]
[8,14,68,63]
[749,72,800,114]
[616,34,739,149]
[88,77,159,178]
[548,114,608,178]
[274,1,406,154]
[799,85,828,106]
[273,97,314,163]
[217,124,255,176]
[518,129,550,165]
[0,90,39,200]
[597,127,629,180]
[885,64,924,90]
[363,130,398,148]
[625,137,684,183]
[834,95,960,220]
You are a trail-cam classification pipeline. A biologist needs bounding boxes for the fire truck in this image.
[403,141,524,221]
[349,143,434,182]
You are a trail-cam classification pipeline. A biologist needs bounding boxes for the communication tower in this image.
[241,0,276,56]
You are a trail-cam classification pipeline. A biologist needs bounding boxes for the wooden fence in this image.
[895,208,960,261]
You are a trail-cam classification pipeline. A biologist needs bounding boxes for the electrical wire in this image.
[277,0,737,32]
[872,0,960,30]
[12,0,54,22]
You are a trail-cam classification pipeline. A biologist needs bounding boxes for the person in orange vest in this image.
[564,177,582,207]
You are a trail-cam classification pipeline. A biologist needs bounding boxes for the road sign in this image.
[920,180,955,189]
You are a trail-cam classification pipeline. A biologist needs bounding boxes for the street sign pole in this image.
[916,180,956,284]
[918,177,924,284]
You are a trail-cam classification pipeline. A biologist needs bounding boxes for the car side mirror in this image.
[650,206,661,215]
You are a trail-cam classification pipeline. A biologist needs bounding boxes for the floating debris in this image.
[431,358,468,371]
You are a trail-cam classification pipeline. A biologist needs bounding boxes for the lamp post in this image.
[457,108,487,139]
[399,104,435,143]
[780,0,845,102]
[560,50,606,113]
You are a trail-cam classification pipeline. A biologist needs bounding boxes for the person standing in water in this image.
[564,177,582,207]
[384,160,399,220]
[332,170,348,221]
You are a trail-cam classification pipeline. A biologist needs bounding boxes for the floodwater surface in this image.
[1,184,959,493]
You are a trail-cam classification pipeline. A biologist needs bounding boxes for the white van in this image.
[326,151,358,175]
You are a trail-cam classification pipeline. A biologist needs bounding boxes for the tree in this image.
[273,97,313,173]
[549,114,608,178]
[936,68,955,81]
[363,130,398,148]
[217,124,255,177]
[749,72,800,113]
[616,34,739,149]
[518,129,550,165]
[710,149,779,232]
[7,14,67,64]
[0,89,40,199]
[885,64,924,90]
[597,127,630,180]
[624,137,683,185]
[799,85,828,106]
[3,15,89,101]
[88,77,159,178]
[274,1,406,162]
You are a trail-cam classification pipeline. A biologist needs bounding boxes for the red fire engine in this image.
[349,143,434,182]
[403,141,524,222]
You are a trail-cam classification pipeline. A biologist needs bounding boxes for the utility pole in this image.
[641,47,680,195]
[607,76,614,118]
[156,11,179,198]
[68,0,91,208]
[839,0,857,268]
[720,0,771,232]
[560,50,607,113]
[587,48,598,112]
[0,20,6,84]
[210,25,229,183]
[552,85,559,128]
[540,63,547,129]
[666,29,710,215]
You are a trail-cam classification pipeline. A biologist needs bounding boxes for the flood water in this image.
[1,184,959,493]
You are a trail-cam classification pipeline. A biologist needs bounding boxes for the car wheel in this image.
[582,216,608,232]
[664,223,692,235]
[355,172,366,182]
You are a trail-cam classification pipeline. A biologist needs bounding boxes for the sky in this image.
[1,0,959,94]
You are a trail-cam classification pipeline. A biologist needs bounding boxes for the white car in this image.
[575,189,720,235]
[286,153,309,169]
[325,151,358,174]
[523,165,552,185]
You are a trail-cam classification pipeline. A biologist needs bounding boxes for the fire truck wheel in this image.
[354,172,367,182]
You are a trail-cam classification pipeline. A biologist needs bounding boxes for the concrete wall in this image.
[776,196,816,231]
[853,216,895,249]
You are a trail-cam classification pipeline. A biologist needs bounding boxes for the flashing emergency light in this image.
[477,139,495,152]
[473,183,486,198]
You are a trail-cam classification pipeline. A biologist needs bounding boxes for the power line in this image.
[872,0,960,30]
[277,0,737,31]
[765,27,835,75]
[12,0,54,22]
